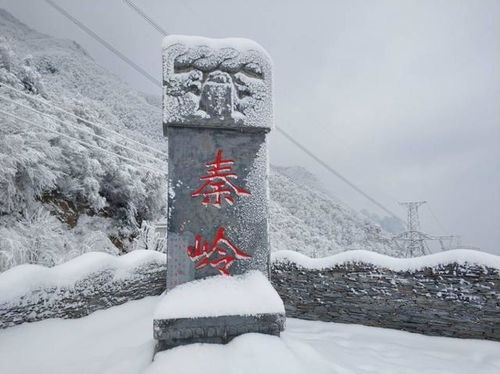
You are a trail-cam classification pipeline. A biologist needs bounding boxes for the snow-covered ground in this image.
[1,296,499,374]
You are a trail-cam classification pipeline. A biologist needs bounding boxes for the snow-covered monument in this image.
[154,35,285,352]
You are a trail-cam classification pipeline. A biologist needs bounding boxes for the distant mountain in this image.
[272,165,342,201]
[0,9,402,271]
[270,168,402,257]
[360,209,405,235]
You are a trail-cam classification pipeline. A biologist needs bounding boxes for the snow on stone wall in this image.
[272,248,500,272]
[0,250,166,329]
[271,249,500,341]
[1,249,499,342]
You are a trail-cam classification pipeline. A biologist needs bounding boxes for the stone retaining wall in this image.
[1,249,499,342]
[0,251,166,329]
[271,255,500,341]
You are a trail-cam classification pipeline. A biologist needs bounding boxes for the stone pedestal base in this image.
[154,313,285,352]
[152,271,285,353]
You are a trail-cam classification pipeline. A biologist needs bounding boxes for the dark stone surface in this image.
[271,260,500,341]
[165,127,270,290]
[153,313,285,351]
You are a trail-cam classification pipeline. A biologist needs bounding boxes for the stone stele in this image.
[155,35,284,352]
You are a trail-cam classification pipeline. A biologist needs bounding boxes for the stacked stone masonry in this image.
[0,263,165,329]
[1,254,498,342]
[271,261,500,341]
[154,314,285,351]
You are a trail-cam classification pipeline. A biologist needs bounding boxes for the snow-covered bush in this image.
[0,207,65,269]
[0,119,61,214]
[0,206,120,272]
[18,54,46,96]
[0,36,13,72]
[132,220,165,252]
[0,19,167,271]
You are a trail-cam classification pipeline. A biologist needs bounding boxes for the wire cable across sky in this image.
[0,108,166,175]
[0,82,168,158]
[44,0,160,88]
[44,0,402,220]
[0,93,165,166]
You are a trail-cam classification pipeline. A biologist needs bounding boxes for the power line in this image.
[0,93,165,165]
[0,108,165,174]
[275,128,400,219]
[43,0,160,88]
[122,0,168,35]
[426,204,448,235]
[45,0,401,220]
[0,108,166,175]
[121,0,402,220]
[0,82,168,158]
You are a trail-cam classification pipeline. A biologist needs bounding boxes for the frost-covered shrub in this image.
[0,124,61,214]
[0,207,120,272]
[18,55,46,97]
[0,36,13,72]
[131,220,165,252]
[0,207,66,269]
[0,27,167,271]
[70,214,119,256]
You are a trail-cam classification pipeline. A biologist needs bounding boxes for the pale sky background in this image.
[1,0,499,254]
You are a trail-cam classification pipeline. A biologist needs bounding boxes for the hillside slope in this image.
[0,9,401,271]
[0,9,166,270]
[270,168,401,257]
[0,8,164,143]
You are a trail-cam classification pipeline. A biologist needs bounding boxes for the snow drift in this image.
[1,296,499,374]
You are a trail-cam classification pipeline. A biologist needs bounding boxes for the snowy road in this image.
[1,296,499,374]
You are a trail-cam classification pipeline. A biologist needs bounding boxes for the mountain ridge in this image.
[0,9,402,271]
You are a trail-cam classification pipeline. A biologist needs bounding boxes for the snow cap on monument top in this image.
[162,34,273,131]
[162,35,272,62]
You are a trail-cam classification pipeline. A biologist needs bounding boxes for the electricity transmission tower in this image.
[394,201,432,257]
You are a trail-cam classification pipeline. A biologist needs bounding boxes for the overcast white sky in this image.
[1,0,499,254]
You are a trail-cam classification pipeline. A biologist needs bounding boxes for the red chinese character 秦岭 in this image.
[191,149,250,208]
[187,227,251,275]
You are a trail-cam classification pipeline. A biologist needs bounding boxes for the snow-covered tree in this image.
[0,13,168,271]
[0,36,13,72]
[18,54,46,96]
